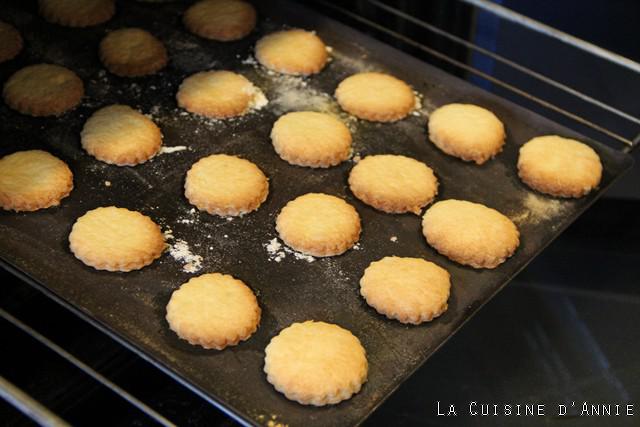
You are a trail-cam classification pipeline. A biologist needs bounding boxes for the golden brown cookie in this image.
[176,70,266,119]
[69,206,165,272]
[264,321,368,406]
[184,154,269,216]
[3,64,84,117]
[166,273,261,350]
[348,154,438,214]
[422,200,519,269]
[0,150,73,212]
[255,29,328,75]
[99,28,168,77]
[518,135,602,198]
[270,111,352,168]
[39,0,115,27]
[81,105,162,166]
[276,193,361,257]
[335,72,416,122]
[428,103,505,164]
[360,256,450,324]
[183,0,256,41]
[0,21,23,64]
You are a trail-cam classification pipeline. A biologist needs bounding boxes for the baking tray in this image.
[0,0,633,426]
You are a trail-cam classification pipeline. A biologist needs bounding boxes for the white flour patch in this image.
[264,238,315,263]
[169,239,203,273]
[268,76,336,115]
[159,145,188,154]
[104,180,111,187]
[390,236,398,243]
[511,193,567,225]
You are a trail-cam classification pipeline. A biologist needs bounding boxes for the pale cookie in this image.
[99,28,168,77]
[81,105,162,166]
[255,29,328,75]
[422,200,519,269]
[276,193,361,257]
[360,256,450,324]
[0,150,73,212]
[69,206,165,272]
[0,21,23,63]
[176,70,266,118]
[428,103,505,165]
[166,273,261,350]
[264,321,368,406]
[335,72,415,122]
[185,154,268,216]
[348,154,438,214]
[183,0,256,41]
[271,111,352,168]
[518,135,602,198]
[39,0,115,27]
[3,64,84,117]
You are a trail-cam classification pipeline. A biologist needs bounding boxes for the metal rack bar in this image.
[0,376,70,427]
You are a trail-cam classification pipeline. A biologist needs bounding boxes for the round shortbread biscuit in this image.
[81,105,162,166]
[176,70,266,119]
[255,29,328,75]
[183,0,256,41]
[3,64,84,117]
[166,273,261,350]
[99,28,168,77]
[264,321,368,406]
[335,72,415,122]
[69,206,165,272]
[0,150,73,212]
[518,135,602,198]
[348,154,438,214]
[270,111,352,168]
[428,103,505,165]
[276,193,361,257]
[422,200,519,269]
[185,154,269,216]
[0,21,23,64]
[360,256,450,324]
[39,0,115,27]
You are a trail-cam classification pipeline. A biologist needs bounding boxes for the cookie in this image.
[0,150,73,212]
[185,154,269,216]
[422,200,519,269]
[0,21,23,63]
[348,154,438,214]
[518,135,602,198]
[270,111,352,168]
[264,321,368,406]
[335,72,415,122]
[428,103,505,165]
[69,206,165,272]
[183,0,256,41]
[3,64,84,117]
[81,105,162,166]
[166,273,261,350]
[255,29,328,75]
[99,28,168,77]
[360,256,450,324]
[176,70,266,119]
[276,193,361,257]
[39,0,115,27]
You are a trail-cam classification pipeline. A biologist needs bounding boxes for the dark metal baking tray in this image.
[0,1,633,426]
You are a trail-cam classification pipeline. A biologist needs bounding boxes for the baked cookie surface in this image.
[518,135,602,198]
[69,206,165,272]
[270,111,352,168]
[183,0,256,41]
[166,273,261,350]
[99,28,168,77]
[0,150,73,212]
[0,21,23,63]
[39,0,115,27]
[422,200,519,269]
[264,321,368,406]
[255,29,328,75]
[185,154,269,216]
[3,64,84,117]
[335,72,415,122]
[276,193,361,257]
[428,103,505,165]
[348,154,438,214]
